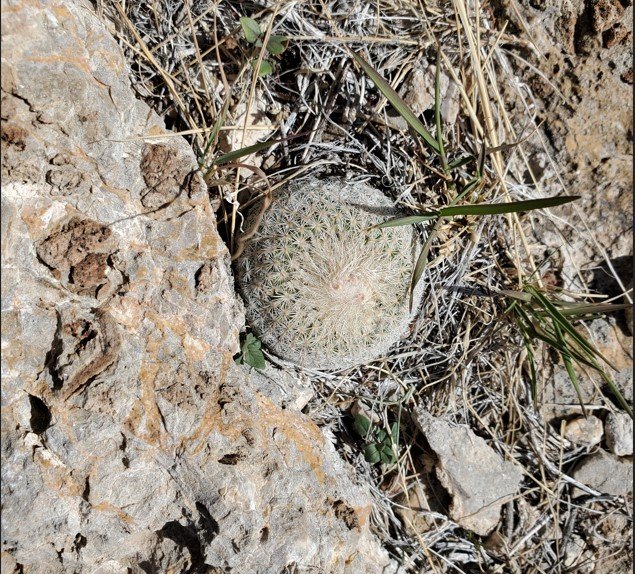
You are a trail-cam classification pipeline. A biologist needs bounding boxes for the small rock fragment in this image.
[563,534,587,569]
[402,62,460,125]
[591,0,624,33]
[572,450,633,496]
[563,415,604,447]
[604,411,633,456]
[413,409,523,536]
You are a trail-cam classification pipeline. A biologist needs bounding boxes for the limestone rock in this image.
[402,62,460,125]
[604,411,634,456]
[563,415,604,447]
[572,450,633,497]
[413,409,523,536]
[0,1,391,572]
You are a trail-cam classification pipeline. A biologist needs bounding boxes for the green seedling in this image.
[239,17,288,76]
[353,413,399,465]
[235,332,266,370]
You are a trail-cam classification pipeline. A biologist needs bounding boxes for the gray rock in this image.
[0,1,391,572]
[248,363,314,411]
[413,409,523,536]
[604,412,634,456]
[563,415,604,447]
[572,450,633,496]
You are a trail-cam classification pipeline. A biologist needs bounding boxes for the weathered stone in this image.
[413,409,523,536]
[604,411,634,456]
[572,450,633,496]
[563,415,604,447]
[248,363,314,411]
[402,62,460,125]
[563,534,590,571]
[0,1,392,572]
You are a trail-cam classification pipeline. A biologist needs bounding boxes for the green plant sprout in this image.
[235,332,266,370]
[353,413,399,465]
[239,17,288,76]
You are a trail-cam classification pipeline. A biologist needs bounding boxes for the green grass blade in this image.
[498,289,533,303]
[456,176,482,203]
[213,139,282,165]
[408,218,442,309]
[527,286,617,371]
[200,100,230,169]
[514,310,539,406]
[551,302,633,317]
[599,372,633,418]
[448,155,475,170]
[553,320,588,417]
[439,196,580,217]
[374,214,437,229]
[351,52,441,154]
[515,305,605,370]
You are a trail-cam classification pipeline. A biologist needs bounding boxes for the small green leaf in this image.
[266,35,288,55]
[364,443,381,464]
[379,443,396,464]
[238,333,265,369]
[375,428,388,442]
[438,196,580,217]
[256,59,273,76]
[353,414,371,438]
[240,17,261,43]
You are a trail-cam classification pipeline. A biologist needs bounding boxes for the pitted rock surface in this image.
[0,1,391,572]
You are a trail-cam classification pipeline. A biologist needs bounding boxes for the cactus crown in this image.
[235,177,421,370]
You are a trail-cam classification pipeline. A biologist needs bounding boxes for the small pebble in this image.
[563,415,603,447]
[604,411,633,456]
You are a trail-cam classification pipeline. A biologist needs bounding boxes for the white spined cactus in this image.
[235,176,423,370]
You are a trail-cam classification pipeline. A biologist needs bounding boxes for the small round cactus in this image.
[235,177,422,370]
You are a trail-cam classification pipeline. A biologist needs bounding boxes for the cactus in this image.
[234,177,422,370]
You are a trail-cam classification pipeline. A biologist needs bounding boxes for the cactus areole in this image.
[235,177,423,370]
